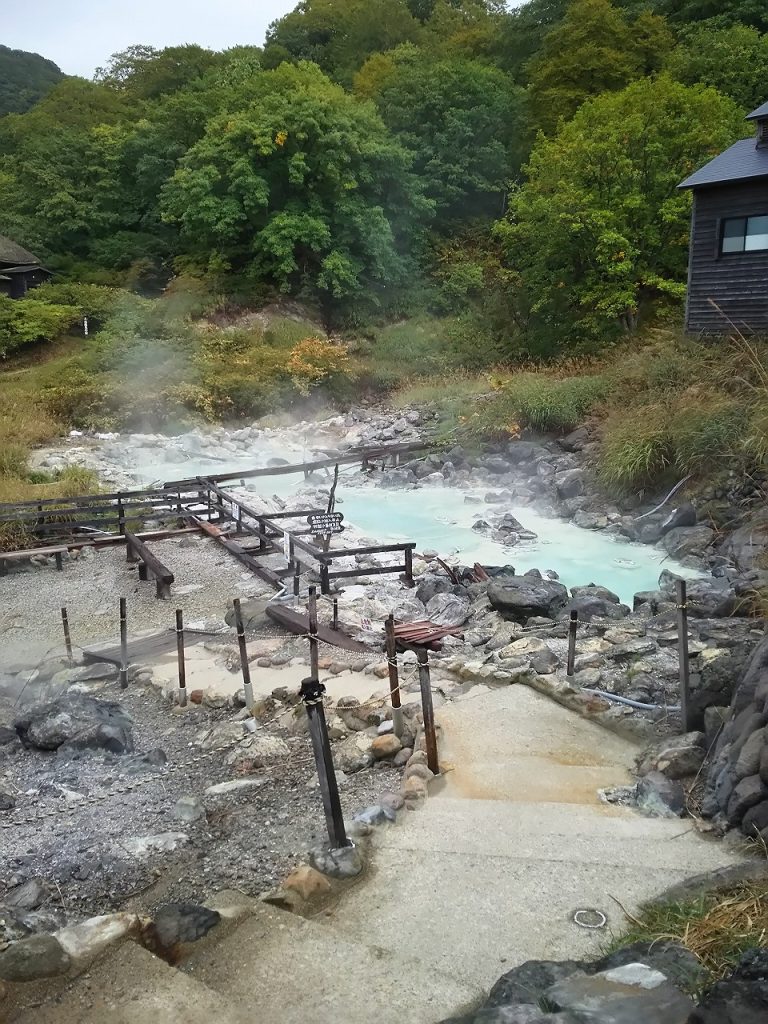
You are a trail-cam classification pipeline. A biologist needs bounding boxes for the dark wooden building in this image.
[679,101,768,334]
[0,235,51,299]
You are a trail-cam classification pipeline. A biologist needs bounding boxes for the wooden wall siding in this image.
[686,180,768,334]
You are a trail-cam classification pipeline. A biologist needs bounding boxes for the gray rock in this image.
[660,503,697,534]
[392,596,427,623]
[224,597,272,632]
[15,695,134,754]
[545,963,695,1022]
[722,509,768,571]
[5,878,48,911]
[726,774,767,826]
[637,772,686,817]
[152,904,220,948]
[309,843,364,879]
[354,804,395,826]
[65,662,119,684]
[637,733,706,780]
[593,941,707,992]
[0,934,71,981]
[693,948,768,1024]
[741,799,768,839]
[488,578,569,623]
[531,648,560,675]
[555,469,585,499]
[0,790,16,810]
[559,427,590,453]
[173,796,206,823]
[426,592,471,627]
[661,526,715,561]
[571,584,621,605]
[486,960,587,1008]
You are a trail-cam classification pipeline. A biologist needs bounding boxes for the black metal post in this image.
[308,586,319,681]
[293,570,300,606]
[417,648,439,775]
[117,493,125,536]
[404,547,414,586]
[385,614,404,738]
[61,607,73,663]
[233,598,254,710]
[332,598,339,632]
[175,608,187,707]
[566,610,578,677]
[676,579,692,732]
[119,597,128,689]
[301,674,350,849]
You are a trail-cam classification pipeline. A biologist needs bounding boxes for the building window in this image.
[721,215,768,254]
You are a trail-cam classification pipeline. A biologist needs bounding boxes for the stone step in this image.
[183,901,483,1024]
[10,940,244,1024]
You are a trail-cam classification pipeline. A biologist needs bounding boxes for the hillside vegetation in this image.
[0,44,63,116]
[2,0,768,502]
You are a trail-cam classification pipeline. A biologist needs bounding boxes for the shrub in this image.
[470,372,609,437]
[599,405,674,490]
[43,367,117,430]
[287,337,351,396]
[0,297,81,357]
[31,282,121,321]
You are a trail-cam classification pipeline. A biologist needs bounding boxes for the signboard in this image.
[228,500,241,521]
[307,512,345,536]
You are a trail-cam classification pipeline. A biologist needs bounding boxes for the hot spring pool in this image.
[330,486,693,605]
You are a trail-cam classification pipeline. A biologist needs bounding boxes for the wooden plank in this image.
[0,488,190,514]
[328,564,408,580]
[317,541,417,561]
[265,603,369,652]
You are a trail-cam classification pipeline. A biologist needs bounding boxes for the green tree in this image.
[94,44,223,100]
[527,0,640,132]
[160,63,431,315]
[665,23,768,110]
[357,48,527,225]
[499,77,744,353]
[263,0,422,84]
[0,45,63,117]
[655,1,768,34]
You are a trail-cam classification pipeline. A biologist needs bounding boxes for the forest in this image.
[3,0,768,502]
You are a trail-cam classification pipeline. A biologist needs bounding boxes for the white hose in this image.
[580,688,681,712]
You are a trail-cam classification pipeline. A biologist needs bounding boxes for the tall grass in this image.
[468,372,609,437]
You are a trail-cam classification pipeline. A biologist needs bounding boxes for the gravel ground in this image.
[0,534,273,665]
[0,673,402,932]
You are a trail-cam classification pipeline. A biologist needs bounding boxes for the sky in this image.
[3,0,299,78]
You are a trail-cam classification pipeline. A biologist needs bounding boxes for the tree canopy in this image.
[0,45,63,117]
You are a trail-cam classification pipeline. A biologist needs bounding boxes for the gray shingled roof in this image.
[0,235,40,266]
[678,139,768,189]
[747,100,768,120]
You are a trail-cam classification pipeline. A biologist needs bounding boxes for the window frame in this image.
[719,213,768,256]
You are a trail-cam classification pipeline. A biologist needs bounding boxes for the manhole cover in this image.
[572,908,607,929]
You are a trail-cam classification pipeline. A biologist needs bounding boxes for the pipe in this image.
[581,688,681,712]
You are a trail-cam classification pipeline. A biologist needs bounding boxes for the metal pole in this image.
[293,570,300,608]
[119,597,128,689]
[566,610,578,677]
[233,598,254,711]
[308,586,319,682]
[301,674,350,849]
[417,648,439,775]
[385,614,404,738]
[676,579,692,732]
[175,608,187,707]
[332,598,339,632]
[61,607,73,663]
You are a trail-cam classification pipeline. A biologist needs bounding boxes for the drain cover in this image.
[572,908,607,929]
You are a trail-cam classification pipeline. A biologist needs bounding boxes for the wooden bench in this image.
[0,545,67,575]
[125,531,174,599]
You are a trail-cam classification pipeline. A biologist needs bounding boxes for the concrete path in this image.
[322,685,745,996]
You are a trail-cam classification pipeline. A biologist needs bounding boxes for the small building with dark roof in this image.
[0,235,51,299]
[679,102,768,334]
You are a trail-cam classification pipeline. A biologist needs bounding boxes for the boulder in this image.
[559,427,590,453]
[545,963,695,1022]
[308,844,364,879]
[283,865,331,901]
[692,948,768,1024]
[660,503,697,534]
[224,597,272,632]
[637,733,706,780]
[571,584,621,605]
[152,904,221,949]
[392,596,427,623]
[14,695,134,754]
[371,734,402,760]
[661,526,715,561]
[55,913,141,964]
[425,592,471,628]
[726,774,767,826]
[0,934,71,981]
[566,595,629,622]
[636,772,686,817]
[488,578,569,623]
[555,469,585,499]
[721,509,768,571]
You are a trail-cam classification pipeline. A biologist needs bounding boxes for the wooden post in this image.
[404,547,414,586]
[117,493,125,536]
[320,563,330,596]
[61,607,73,663]
[308,586,319,682]
[233,598,254,711]
[119,597,128,689]
[566,610,578,677]
[417,648,439,775]
[293,570,300,607]
[385,614,404,738]
[300,674,350,850]
[175,609,187,707]
[207,488,213,523]
[676,579,692,733]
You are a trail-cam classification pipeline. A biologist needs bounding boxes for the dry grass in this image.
[611,880,768,986]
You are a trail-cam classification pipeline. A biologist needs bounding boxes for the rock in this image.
[425,592,471,627]
[660,503,697,534]
[571,584,621,605]
[333,733,375,773]
[283,865,331,901]
[15,695,134,754]
[545,963,695,1022]
[722,509,768,571]
[393,596,427,622]
[405,763,435,784]
[5,878,48,910]
[118,833,189,858]
[354,804,395,825]
[692,947,768,1023]
[593,941,707,992]
[726,774,767,826]
[637,733,706,780]
[488,578,569,623]
[200,722,246,749]
[394,746,412,766]
[637,772,686,817]
[55,913,141,964]
[371,734,402,760]
[66,662,120,684]
[560,427,590,452]
[152,904,221,949]
[661,526,715,561]
[567,595,629,622]
[416,575,465,605]
[173,796,206,822]
[574,511,609,530]
[224,597,272,632]
[204,778,267,797]
[741,799,768,839]
[485,960,586,1009]
[0,934,71,981]
[555,469,585,499]
[531,648,560,674]
[308,844,364,879]
[380,791,405,812]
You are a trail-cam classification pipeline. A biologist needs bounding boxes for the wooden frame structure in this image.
[125,530,174,599]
